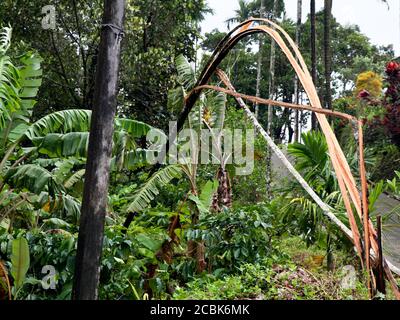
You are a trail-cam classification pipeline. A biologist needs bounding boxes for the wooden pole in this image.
[375,215,386,295]
[72,0,126,300]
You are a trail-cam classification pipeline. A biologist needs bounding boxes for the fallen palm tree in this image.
[172,18,400,299]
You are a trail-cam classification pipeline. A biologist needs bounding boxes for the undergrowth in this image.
[172,237,371,300]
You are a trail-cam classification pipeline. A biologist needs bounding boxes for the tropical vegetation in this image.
[0,0,399,301]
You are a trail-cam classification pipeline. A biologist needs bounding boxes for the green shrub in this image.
[190,204,276,272]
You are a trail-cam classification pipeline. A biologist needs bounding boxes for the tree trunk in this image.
[310,0,318,130]
[72,0,126,300]
[266,0,279,199]
[187,191,207,273]
[293,0,302,142]
[324,0,333,110]
[254,0,266,119]
[267,0,278,136]
[211,167,233,211]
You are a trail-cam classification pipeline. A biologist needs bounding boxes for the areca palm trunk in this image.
[324,0,333,110]
[266,0,279,199]
[294,0,302,142]
[254,0,266,120]
[310,0,318,129]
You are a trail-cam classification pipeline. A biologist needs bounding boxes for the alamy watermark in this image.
[41,265,56,290]
[41,5,56,30]
[340,265,357,290]
[146,121,255,176]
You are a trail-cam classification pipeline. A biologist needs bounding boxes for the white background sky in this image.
[201,0,400,55]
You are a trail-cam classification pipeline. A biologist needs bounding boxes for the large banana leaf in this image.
[0,27,12,53]
[0,26,20,132]
[115,118,156,137]
[10,238,30,293]
[5,164,63,195]
[18,52,43,111]
[63,169,85,189]
[127,165,182,213]
[111,149,154,171]
[32,132,89,158]
[0,35,42,145]
[24,112,162,158]
[37,190,81,223]
[25,109,92,141]
[175,54,196,90]
[188,180,218,216]
[205,92,227,130]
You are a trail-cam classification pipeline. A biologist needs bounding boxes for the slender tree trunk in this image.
[266,0,279,199]
[72,0,126,300]
[310,0,318,130]
[254,0,266,119]
[267,0,278,136]
[187,189,207,273]
[324,0,333,110]
[293,0,302,142]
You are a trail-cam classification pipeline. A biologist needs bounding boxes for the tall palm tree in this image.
[380,0,389,8]
[265,0,279,199]
[293,0,302,142]
[323,0,333,110]
[267,0,279,136]
[310,0,318,129]
[323,0,334,267]
[255,0,266,120]
[225,0,253,29]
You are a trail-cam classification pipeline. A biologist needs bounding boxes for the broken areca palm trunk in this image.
[176,18,400,299]
[212,69,395,298]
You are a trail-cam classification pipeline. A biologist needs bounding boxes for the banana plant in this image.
[125,55,205,215]
[0,27,164,228]
[122,55,228,274]
[1,110,163,227]
[168,54,230,210]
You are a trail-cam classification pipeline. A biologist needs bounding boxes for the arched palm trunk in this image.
[165,19,400,295]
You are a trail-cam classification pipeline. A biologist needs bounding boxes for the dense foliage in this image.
[1,0,399,301]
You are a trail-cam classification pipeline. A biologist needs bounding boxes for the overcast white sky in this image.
[201,0,400,55]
